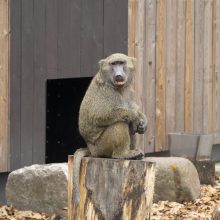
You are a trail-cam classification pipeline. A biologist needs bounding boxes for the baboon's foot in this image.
[112,149,143,160]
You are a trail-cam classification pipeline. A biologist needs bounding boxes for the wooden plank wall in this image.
[0,0,10,172]
[8,0,128,171]
[128,0,220,153]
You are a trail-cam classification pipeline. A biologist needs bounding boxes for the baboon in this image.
[73,53,147,203]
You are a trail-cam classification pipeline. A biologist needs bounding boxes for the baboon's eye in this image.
[118,61,125,65]
[111,61,125,65]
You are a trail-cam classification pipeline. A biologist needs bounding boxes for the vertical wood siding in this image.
[7,0,128,171]
[0,0,10,172]
[128,0,220,152]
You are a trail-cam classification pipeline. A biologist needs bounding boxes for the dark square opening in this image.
[46,77,92,163]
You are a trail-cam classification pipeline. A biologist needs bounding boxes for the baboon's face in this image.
[109,60,127,87]
[99,53,136,89]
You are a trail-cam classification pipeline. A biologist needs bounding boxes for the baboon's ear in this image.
[129,57,137,70]
[98,59,105,69]
[130,57,137,65]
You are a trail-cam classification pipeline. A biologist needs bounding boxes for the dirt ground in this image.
[1,177,220,220]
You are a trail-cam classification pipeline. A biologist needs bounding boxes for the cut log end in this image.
[68,156,155,220]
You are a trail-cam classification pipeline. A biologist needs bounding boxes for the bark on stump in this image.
[68,156,155,220]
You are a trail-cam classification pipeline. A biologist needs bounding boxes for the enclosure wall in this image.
[0,0,10,172]
[8,0,128,171]
[128,0,220,153]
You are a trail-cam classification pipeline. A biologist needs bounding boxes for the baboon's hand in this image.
[137,118,147,134]
[130,115,147,134]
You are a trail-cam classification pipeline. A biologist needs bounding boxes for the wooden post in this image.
[0,0,10,172]
[155,0,166,151]
[68,157,155,220]
[68,155,74,220]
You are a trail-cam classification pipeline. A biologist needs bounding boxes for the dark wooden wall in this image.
[9,0,128,170]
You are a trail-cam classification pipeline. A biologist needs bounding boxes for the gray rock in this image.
[6,163,68,218]
[143,157,201,203]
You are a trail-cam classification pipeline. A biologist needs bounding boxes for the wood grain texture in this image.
[175,0,186,132]
[46,0,58,79]
[0,0,10,172]
[203,0,213,133]
[58,0,81,78]
[21,0,34,167]
[104,0,128,56]
[194,0,205,133]
[166,0,177,142]
[184,0,194,133]
[144,0,157,152]
[213,0,220,143]
[70,157,155,220]
[33,0,46,164]
[156,0,166,151]
[128,0,220,150]
[80,0,103,77]
[134,0,145,152]
[7,0,129,172]
[10,0,22,170]
[128,0,137,57]
[68,155,74,220]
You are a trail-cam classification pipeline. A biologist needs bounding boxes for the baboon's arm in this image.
[95,107,138,127]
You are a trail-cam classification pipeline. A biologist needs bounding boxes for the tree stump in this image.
[68,156,155,220]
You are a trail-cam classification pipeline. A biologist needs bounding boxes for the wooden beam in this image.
[213,0,220,143]
[175,0,186,132]
[156,0,166,151]
[0,0,10,172]
[144,0,157,152]
[166,0,177,142]
[128,0,137,57]
[184,0,194,132]
[68,155,74,220]
[203,0,213,133]
[134,0,145,151]
[193,0,205,133]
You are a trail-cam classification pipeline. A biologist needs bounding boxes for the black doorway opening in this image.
[46,77,92,163]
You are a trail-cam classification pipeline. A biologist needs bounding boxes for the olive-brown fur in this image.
[73,53,147,203]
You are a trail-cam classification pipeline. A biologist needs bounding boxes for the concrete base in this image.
[212,144,220,162]
[168,133,213,161]
[0,173,8,204]
[215,163,220,177]
[192,160,215,185]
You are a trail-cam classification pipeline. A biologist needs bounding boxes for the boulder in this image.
[6,163,68,218]
[143,157,201,203]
